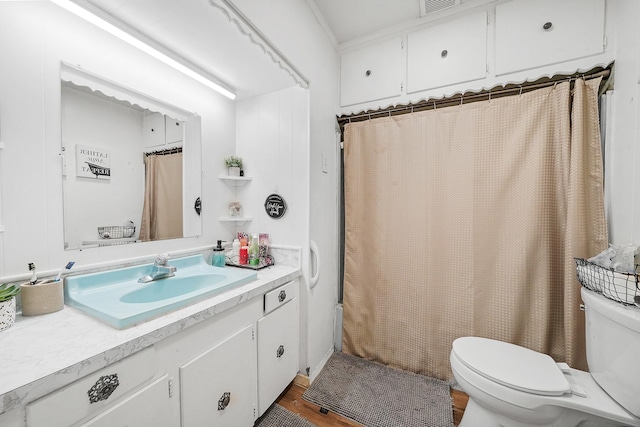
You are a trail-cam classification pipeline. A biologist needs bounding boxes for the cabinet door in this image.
[79,375,172,427]
[142,111,166,148]
[495,0,605,75]
[407,11,487,92]
[340,38,402,107]
[180,324,257,427]
[165,116,184,145]
[257,297,299,416]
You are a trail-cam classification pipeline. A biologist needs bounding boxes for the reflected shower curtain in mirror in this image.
[139,152,183,241]
[342,78,607,381]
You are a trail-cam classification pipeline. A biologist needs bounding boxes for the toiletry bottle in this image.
[239,246,248,265]
[232,238,240,260]
[212,240,226,267]
[249,233,260,266]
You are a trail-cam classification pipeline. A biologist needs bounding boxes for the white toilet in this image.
[450,287,640,427]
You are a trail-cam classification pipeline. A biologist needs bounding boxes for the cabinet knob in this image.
[441,49,448,58]
[218,392,231,410]
[278,290,287,302]
[543,21,553,30]
[87,374,119,404]
[365,69,372,77]
[277,345,285,358]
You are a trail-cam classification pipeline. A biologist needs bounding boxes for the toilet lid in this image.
[452,337,571,396]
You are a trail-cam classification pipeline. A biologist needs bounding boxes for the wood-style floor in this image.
[275,378,469,426]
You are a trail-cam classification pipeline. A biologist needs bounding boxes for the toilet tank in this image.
[582,287,640,417]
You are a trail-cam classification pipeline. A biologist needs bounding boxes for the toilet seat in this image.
[452,337,571,396]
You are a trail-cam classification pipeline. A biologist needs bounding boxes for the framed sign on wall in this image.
[264,194,286,219]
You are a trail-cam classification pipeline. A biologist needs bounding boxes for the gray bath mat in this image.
[303,352,453,427]
[255,403,317,427]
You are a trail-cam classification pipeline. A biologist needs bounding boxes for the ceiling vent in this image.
[420,0,461,16]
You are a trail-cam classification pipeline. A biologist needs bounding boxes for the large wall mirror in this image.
[60,64,202,250]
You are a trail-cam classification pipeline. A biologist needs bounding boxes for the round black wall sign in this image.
[264,194,287,219]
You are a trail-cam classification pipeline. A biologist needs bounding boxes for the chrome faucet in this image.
[138,253,177,283]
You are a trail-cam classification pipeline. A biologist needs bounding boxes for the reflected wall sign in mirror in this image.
[60,64,202,250]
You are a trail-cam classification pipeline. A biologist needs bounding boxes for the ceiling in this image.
[81,0,299,100]
[311,0,424,45]
[75,0,476,98]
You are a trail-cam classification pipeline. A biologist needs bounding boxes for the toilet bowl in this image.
[450,288,640,427]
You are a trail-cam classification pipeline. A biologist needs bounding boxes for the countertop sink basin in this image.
[64,254,257,329]
[120,274,227,303]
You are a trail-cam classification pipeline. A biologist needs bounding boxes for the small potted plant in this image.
[224,156,243,176]
[0,283,20,332]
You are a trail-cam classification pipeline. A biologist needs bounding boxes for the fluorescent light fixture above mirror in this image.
[50,0,236,100]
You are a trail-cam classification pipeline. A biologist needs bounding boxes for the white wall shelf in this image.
[219,216,253,226]
[219,175,253,186]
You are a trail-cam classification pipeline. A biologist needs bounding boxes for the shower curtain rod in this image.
[144,146,183,156]
[337,66,612,128]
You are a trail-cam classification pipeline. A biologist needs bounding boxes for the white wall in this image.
[0,2,236,279]
[235,87,309,248]
[231,0,341,377]
[606,0,640,245]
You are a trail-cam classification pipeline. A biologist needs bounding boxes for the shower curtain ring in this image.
[519,86,523,96]
[433,100,437,110]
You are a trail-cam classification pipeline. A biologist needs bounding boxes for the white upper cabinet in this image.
[340,38,403,107]
[407,12,487,93]
[165,117,184,145]
[495,0,605,75]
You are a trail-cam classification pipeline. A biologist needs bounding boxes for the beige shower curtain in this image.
[139,152,183,241]
[342,78,607,381]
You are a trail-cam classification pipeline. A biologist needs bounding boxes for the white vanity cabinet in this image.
[494,0,605,75]
[340,38,403,107]
[6,275,301,427]
[25,347,172,427]
[257,281,299,416]
[180,324,257,426]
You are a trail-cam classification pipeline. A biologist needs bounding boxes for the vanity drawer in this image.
[26,346,157,427]
[264,281,296,314]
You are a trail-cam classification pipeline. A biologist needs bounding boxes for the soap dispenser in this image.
[212,240,226,267]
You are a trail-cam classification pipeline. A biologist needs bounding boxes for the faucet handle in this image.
[155,253,170,266]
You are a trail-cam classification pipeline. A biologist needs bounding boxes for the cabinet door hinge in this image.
[401,83,404,93]
[603,35,607,48]
[168,378,174,398]
[252,327,255,341]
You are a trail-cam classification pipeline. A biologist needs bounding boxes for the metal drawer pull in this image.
[441,49,448,58]
[277,345,285,358]
[218,392,231,410]
[543,21,553,30]
[278,290,286,302]
[87,374,119,403]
